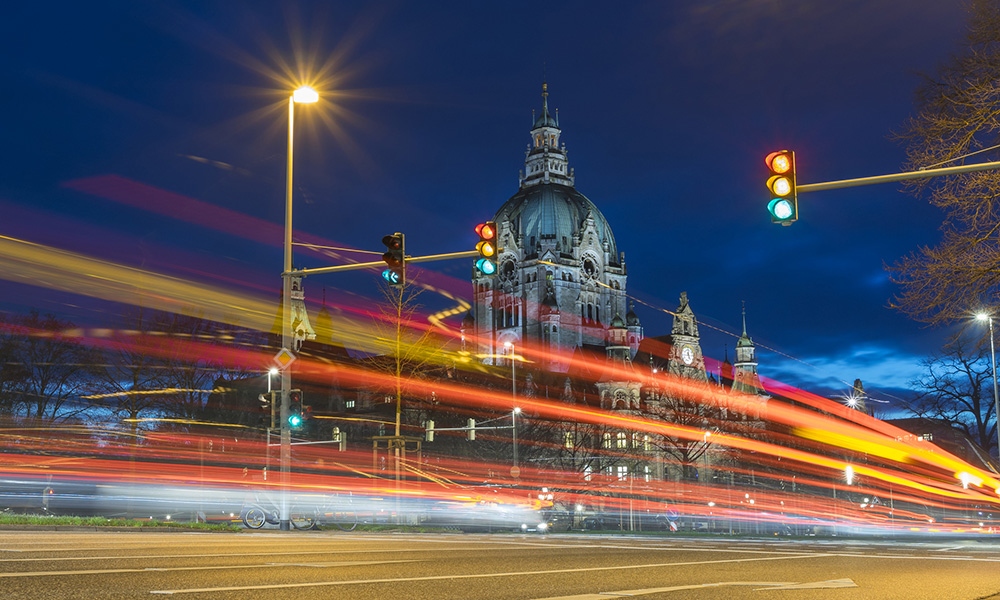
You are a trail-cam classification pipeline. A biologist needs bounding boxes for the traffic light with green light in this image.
[288,389,303,428]
[381,233,405,287]
[475,221,498,277]
[766,150,797,225]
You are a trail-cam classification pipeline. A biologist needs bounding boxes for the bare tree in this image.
[890,1,1000,325]
[0,310,94,425]
[909,335,997,456]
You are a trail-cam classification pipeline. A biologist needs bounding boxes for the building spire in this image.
[522,82,572,188]
[742,300,747,336]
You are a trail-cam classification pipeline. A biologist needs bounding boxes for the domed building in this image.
[469,84,643,372]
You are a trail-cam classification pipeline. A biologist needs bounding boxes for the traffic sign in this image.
[273,348,296,370]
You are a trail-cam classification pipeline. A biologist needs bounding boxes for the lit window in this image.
[602,433,612,449]
[616,432,627,449]
[564,431,574,449]
[617,465,628,481]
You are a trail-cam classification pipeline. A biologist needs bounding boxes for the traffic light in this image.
[288,389,303,428]
[381,233,405,287]
[467,418,476,441]
[425,419,435,442]
[332,427,346,451]
[258,392,277,429]
[765,150,797,225]
[475,221,498,276]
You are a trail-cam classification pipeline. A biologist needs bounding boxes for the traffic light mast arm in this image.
[288,251,481,277]
[797,159,1000,194]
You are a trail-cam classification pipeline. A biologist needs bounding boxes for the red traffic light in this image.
[765,151,792,174]
[475,222,495,239]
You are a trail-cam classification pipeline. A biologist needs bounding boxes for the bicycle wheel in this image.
[243,507,266,529]
[330,510,358,532]
[290,513,317,530]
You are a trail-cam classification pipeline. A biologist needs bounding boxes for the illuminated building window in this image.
[644,465,651,482]
[345,399,355,410]
[616,432,627,449]
[584,465,592,482]
[643,435,651,451]
[602,433,612,449]
[564,431,574,449]
[617,465,628,481]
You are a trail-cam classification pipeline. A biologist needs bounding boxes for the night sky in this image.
[0,1,975,410]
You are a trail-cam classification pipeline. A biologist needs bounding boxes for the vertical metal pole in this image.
[279,95,294,531]
[990,318,1000,457]
[512,351,518,472]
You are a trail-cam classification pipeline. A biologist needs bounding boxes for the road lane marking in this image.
[148,553,829,594]
[528,578,859,599]
[761,578,857,590]
[0,559,416,578]
[534,582,800,599]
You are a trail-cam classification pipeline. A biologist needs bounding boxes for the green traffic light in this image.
[768,198,794,221]
[288,414,302,427]
[382,269,401,284]
[475,258,496,275]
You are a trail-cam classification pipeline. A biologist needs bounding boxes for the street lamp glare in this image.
[977,313,990,322]
[292,86,319,104]
[268,367,279,376]
[514,407,521,414]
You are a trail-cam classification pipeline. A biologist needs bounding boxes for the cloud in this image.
[764,342,925,395]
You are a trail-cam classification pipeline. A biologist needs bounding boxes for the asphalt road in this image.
[2,530,1000,599]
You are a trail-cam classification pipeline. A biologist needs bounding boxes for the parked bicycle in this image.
[240,490,358,531]
[240,490,316,530]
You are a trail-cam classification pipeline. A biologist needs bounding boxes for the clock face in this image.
[681,345,694,365]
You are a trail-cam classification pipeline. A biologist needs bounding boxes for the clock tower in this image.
[667,292,707,381]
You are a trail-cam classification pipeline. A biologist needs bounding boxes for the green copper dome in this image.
[494,182,620,266]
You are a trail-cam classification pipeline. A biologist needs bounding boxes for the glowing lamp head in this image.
[292,86,319,104]
[768,198,794,220]
[766,151,791,174]
[767,175,792,197]
[476,241,496,257]
[475,258,496,275]
[475,222,495,239]
[977,313,991,322]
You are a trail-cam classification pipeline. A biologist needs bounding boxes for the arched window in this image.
[602,433,612,449]
[616,432,627,449]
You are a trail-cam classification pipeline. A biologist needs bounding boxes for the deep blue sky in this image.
[0,1,975,409]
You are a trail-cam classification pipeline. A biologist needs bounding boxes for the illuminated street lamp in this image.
[278,85,319,531]
[976,313,1000,457]
[267,367,278,393]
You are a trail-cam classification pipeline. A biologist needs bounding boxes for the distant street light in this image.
[976,313,1000,457]
[278,85,319,531]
